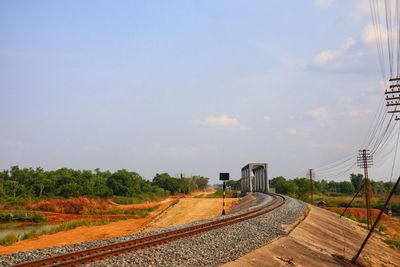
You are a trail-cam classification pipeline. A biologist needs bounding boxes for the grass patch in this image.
[0,212,47,223]
[112,194,166,205]
[384,236,400,249]
[84,205,158,216]
[0,233,19,246]
[0,218,123,246]
[315,195,400,214]
[21,230,39,240]
[205,189,239,198]
[131,206,157,218]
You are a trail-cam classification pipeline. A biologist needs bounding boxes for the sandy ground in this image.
[0,192,236,255]
[144,197,239,232]
[222,205,400,267]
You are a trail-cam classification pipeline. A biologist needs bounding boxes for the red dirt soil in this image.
[328,207,400,237]
[0,199,174,255]
[26,197,112,214]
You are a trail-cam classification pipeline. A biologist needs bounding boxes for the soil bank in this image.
[222,205,400,267]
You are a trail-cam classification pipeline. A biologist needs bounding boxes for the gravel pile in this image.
[0,194,307,267]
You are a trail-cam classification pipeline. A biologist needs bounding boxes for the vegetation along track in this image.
[13,193,285,267]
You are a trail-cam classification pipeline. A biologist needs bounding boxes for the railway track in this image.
[14,193,285,267]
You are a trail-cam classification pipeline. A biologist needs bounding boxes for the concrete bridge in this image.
[241,163,268,194]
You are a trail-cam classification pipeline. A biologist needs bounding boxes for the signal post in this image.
[219,173,229,215]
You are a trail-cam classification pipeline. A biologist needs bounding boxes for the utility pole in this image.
[352,175,400,263]
[309,169,314,205]
[386,77,400,121]
[357,149,373,229]
[352,77,400,262]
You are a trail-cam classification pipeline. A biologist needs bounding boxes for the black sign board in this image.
[219,172,230,181]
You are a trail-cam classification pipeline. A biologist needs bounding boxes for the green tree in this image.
[153,173,182,194]
[350,173,363,191]
[294,178,309,201]
[106,170,142,196]
[338,181,355,195]
[192,176,209,190]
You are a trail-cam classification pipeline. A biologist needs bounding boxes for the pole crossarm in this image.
[387,79,400,121]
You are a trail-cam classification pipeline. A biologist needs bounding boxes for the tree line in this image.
[0,166,210,200]
[270,173,399,201]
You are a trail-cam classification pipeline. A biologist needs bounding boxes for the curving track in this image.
[13,193,285,267]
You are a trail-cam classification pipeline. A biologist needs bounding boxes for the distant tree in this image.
[106,170,142,196]
[153,173,182,194]
[370,180,385,195]
[338,181,355,195]
[226,180,241,190]
[57,183,83,198]
[192,176,209,190]
[350,173,364,191]
[270,176,298,197]
[294,177,310,201]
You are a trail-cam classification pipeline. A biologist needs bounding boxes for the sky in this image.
[1,0,399,183]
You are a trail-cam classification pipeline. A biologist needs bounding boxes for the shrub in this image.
[30,212,47,223]
[0,212,47,223]
[21,230,39,240]
[0,233,18,246]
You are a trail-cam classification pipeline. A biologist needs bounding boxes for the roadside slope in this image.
[222,205,400,267]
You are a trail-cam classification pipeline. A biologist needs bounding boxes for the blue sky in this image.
[1,0,397,183]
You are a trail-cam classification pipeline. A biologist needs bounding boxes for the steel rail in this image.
[13,193,285,267]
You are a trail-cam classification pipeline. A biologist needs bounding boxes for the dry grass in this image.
[26,197,111,214]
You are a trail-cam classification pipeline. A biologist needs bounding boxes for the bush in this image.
[0,212,47,223]
[21,230,39,240]
[30,212,47,223]
[0,233,18,246]
[112,196,137,205]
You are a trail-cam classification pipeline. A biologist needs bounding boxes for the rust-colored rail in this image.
[13,193,285,267]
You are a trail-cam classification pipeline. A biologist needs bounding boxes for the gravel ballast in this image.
[0,194,307,267]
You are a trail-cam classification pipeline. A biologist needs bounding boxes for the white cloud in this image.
[288,128,307,136]
[362,24,388,46]
[344,37,356,49]
[195,114,246,129]
[313,0,372,19]
[288,128,298,135]
[314,50,336,66]
[310,37,374,73]
[334,83,382,121]
[204,114,239,127]
[263,115,271,122]
[305,107,329,121]
[314,0,334,8]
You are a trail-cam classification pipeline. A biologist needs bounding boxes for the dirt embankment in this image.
[144,197,239,231]
[0,194,237,255]
[0,199,174,255]
[223,205,400,267]
[328,207,400,239]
